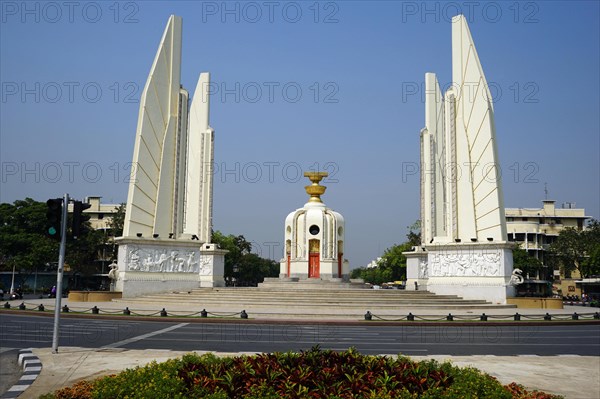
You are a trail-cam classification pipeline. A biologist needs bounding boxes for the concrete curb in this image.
[0,349,42,399]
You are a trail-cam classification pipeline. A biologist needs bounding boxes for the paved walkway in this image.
[19,348,600,399]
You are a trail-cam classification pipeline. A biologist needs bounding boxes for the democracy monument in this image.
[115,15,226,297]
[279,171,349,281]
[113,14,516,305]
[404,15,515,304]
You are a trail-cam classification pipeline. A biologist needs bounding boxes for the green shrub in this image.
[91,357,186,398]
[42,347,563,399]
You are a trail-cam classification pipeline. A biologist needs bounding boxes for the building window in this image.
[522,218,528,221]
[98,213,104,220]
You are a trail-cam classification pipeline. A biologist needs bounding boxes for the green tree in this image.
[106,203,126,260]
[0,199,59,275]
[211,231,277,286]
[549,219,600,278]
[512,247,543,278]
[377,242,413,280]
[406,220,421,247]
[351,222,418,285]
[582,219,600,277]
[0,198,105,287]
[109,203,126,237]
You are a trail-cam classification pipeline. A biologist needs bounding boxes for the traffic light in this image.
[46,198,63,240]
[72,201,91,239]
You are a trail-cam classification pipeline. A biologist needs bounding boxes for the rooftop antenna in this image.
[544,182,548,200]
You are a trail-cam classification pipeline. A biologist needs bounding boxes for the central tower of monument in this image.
[405,15,515,303]
[280,172,349,281]
[115,15,225,297]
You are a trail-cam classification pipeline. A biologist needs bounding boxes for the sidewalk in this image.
[21,347,600,399]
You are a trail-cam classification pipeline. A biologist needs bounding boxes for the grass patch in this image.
[39,347,562,399]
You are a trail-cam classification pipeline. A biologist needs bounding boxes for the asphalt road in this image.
[1,313,599,356]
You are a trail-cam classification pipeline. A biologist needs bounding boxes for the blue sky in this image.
[1,1,599,267]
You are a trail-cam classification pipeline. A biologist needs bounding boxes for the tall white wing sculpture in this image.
[408,15,514,304]
[117,16,225,297]
[123,16,213,244]
[184,72,214,243]
[123,15,183,238]
[421,15,507,245]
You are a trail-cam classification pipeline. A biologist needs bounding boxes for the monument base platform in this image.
[405,242,516,304]
[68,291,123,302]
[507,297,564,309]
[115,237,227,298]
[260,277,366,290]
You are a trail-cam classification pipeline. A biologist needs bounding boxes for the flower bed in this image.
[40,347,562,399]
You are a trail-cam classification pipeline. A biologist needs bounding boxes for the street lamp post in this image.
[52,193,69,354]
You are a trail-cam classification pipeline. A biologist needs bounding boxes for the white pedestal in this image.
[405,247,429,291]
[115,237,226,298]
[405,243,515,304]
[279,258,349,281]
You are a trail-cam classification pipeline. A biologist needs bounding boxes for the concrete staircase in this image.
[113,279,516,319]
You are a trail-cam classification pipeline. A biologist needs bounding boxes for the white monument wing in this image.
[124,15,183,237]
[451,15,507,241]
[184,73,214,243]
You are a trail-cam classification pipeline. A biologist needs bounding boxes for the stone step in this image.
[188,288,456,297]
[257,282,368,290]
[156,290,458,298]
[112,284,517,314]
[122,291,483,300]
[125,294,475,303]
[118,297,490,305]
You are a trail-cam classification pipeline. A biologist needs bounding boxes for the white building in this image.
[506,200,591,297]
[506,200,589,265]
[71,196,120,231]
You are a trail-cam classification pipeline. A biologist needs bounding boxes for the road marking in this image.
[102,323,189,349]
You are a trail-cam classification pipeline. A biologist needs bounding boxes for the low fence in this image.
[2,301,599,323]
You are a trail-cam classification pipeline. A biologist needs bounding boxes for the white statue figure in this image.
[509,268,524,285]
[456,254,469,276]
[129,249,140,270]
[186,252,196,272]
[108,261,118,291]
[157,253,168,272]
[419,260,428,279]
[199,256,211,275]
[143,255,153,272]
[171,251,186,272]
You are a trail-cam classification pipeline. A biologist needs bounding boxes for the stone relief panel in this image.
[199,255,212,276]
[419,260,429,279]
[125,245,201,273]
[427,249,501,277]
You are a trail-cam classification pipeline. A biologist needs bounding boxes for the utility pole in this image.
[52,193,69,354]
[9,264,16,295]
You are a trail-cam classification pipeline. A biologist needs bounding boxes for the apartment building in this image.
[505,200,590,297]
